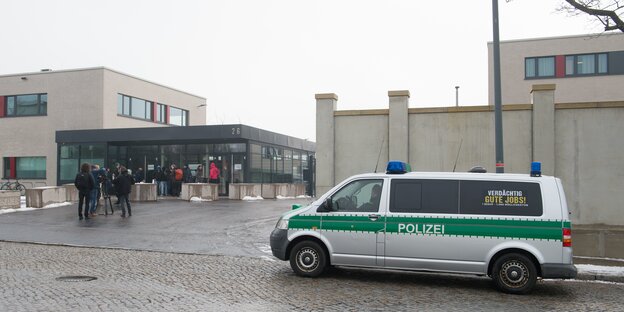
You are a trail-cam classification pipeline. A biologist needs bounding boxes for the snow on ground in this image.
[190,197,212,202]
[1,196,72,215]
[576,264,624,276]
[276,195,311,200]
[242,196,264,201]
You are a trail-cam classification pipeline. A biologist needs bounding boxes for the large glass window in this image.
[525,57,554,78]
[117,94,153,121]
[3,157,46,179]
[156,103,167,123]
[60,145,80,181]
[4,94,47,117]
[169,106,188,126]
[389,179,458,214]
[565,53,608,76]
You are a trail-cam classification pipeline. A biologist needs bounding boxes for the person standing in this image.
[113,166,135,218]
[74,163,95,220]
[88,164,104,217]
[134,167,145,183]
[209,162,220,184]
[195,164,204,183]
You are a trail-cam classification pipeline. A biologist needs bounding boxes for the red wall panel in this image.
[9,157,16,179]
[555,55,565,78]
[0,96,5,117]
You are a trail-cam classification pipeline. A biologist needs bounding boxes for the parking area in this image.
[0,198,306,258]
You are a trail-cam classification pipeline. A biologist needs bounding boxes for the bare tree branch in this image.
[563,0,624,32]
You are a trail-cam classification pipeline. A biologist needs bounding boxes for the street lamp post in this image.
[492,0,504,173]
[455,86,459,107]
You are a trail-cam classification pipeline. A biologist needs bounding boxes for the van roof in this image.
[351,171,555,182]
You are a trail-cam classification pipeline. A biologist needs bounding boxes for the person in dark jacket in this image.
[134,167,144,183]
[74,162,96,220]
[112,166,135,218]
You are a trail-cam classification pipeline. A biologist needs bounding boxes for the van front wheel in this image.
[492,253,537,294]
[289,241,326,277]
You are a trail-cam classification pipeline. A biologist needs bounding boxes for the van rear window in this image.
[459,181,543,216]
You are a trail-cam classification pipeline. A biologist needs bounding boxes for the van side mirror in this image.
[317,198,333,212]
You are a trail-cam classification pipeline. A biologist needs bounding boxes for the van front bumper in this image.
[541,263,578,279]
[270,228,289,261]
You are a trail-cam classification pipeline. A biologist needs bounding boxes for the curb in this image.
[575,272,624,283]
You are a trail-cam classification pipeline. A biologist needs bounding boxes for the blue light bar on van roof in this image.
[530,161,541,177]
[386,161,408,174]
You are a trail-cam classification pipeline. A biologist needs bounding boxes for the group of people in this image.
[153,162,220,197]
[74,163,135,220]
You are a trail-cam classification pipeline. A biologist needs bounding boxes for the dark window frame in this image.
[458,180,544,216]
[168,106,189,126]
[2,156,47,179]
[117,93,154,121]
[389,179,459,214]
[3,93,48,117]
[565,52,609,77]
[524,56,556,79]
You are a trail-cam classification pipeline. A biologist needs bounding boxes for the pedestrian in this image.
[134,167,145,183]
[112,166,135,218]
[209,162,220,184]
[195,164,204,183]
[88,164,103,217]
[74,163,96,220]
[183,164,192,183]
[173,166,183,196]
[167,164,176,196]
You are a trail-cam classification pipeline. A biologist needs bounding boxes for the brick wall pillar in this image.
[315,93,338,196]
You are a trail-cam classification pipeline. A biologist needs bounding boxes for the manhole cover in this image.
[56,276,98,282]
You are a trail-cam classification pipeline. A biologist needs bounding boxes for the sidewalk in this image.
[574,256,624,283]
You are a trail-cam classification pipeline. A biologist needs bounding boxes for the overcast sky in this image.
[1,0,604,140]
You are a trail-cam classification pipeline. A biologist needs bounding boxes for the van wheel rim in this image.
[500,260,529,288]
[296,247,319,272]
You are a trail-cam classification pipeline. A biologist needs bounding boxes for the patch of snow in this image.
[296,195,311,199]
[576,264,624,276]
[276,195,294,200]
[190,196,212,202]
[1,201,71,215]
[242,196,264,201]
[576,256,624,263]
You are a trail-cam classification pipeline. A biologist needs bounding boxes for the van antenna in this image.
[374,135,386,173]
[452,138,463,172]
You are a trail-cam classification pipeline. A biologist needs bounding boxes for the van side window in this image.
[390,179,458,214]
[459,181,543,216]
[331,179,383,212]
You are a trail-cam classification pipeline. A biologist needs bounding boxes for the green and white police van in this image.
[270,161,577,294]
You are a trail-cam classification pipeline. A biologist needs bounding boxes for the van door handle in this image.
[368,214,380,221]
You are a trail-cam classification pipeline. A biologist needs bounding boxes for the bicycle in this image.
[0,178,26,196]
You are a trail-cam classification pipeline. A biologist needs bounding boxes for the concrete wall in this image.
[316,87,624,226]
[0,67,207,187]
[488,33,624,105]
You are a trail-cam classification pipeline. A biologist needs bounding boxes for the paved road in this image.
[0,198,302,258]
[2,199,624,311]
[1,242,623,311]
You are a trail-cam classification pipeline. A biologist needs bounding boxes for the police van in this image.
[270,161,577,294]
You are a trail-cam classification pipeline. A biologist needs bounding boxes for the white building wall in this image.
[488,33,624,105]
[0,67,206,187]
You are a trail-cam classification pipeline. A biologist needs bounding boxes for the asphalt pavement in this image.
[0,197,622,283]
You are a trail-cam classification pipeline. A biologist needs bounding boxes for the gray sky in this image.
[1,0,604,140]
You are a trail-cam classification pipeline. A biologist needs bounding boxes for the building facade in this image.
[0,67,206,187]
[488,32,624,105]
[56,125,316,196]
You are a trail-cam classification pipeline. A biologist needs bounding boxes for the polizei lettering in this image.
[398,223,445,234]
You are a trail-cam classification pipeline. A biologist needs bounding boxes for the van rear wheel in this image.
[492,253,537,294]
[289,241,326,277]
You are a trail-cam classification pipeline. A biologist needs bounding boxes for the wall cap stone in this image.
[531,84,556,92]
[315,93,338,100]
[388,90,410,97]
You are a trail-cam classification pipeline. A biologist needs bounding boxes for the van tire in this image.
[492,253,537,294]
[289,241,327,277]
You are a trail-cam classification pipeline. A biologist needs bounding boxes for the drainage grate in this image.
[56,276,98,282]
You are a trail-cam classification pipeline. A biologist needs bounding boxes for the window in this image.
[459,181,543,216]
[525,57,555,78]
[389,179,458,214]
[169,106,188,126]
[565,53,608,76]
[156,103,167,123]
[3,157,46,179]
[331,179,383,212]
[117,94,153,121]
[4,94,47,117]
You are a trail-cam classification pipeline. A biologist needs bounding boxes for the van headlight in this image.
[275,218,289,230]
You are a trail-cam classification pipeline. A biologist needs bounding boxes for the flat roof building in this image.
[488,32,624,104]
[1,67,315,195]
